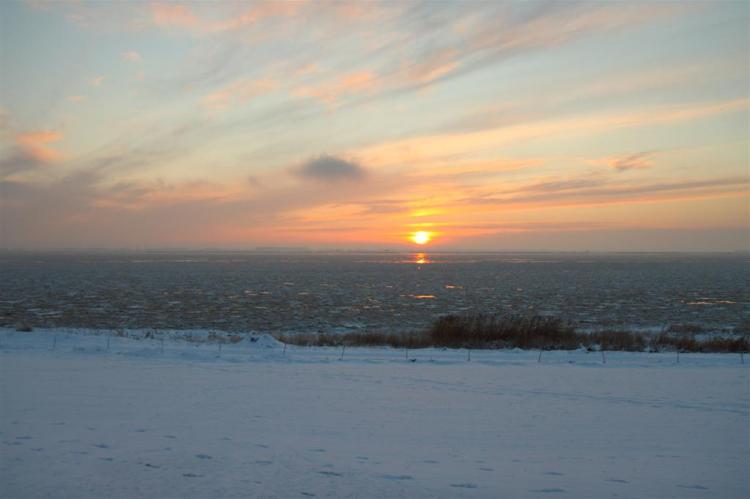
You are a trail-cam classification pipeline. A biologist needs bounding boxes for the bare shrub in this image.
[588,330,647,351]
[429,314,579,349]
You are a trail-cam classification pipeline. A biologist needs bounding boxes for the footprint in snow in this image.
[528,488,566,494]
[450,483,478,489]
[183,473,202,478]
[144,463,160,469]
[308,448,326,453]
[31,448,44,452]
[300,493,316,497]
[93,443,110,449]
[544,471,564,476]
[605,479,629,484]
[318,471,343,477]
[15,436,32,440]
[163,435,176,439]
[479,467,494,472]
[379,474,413,481]
[255,460,273,465]
[423,459,439,464]
[195,454,212,460]
[677,485,709,490]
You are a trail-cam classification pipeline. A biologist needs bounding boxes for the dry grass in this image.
[277,331,429,349]
[428,314,579,349]
[276,314,749,353]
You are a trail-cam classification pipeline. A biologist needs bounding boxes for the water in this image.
[1,251,748,334]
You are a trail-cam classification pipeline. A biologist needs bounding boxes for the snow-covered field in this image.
[1,329,748,498]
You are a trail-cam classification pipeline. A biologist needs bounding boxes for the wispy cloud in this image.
[294,71,379,104]
[149,3,199,29]
[607,152,654,172]
[122,50,143,63]
[16,130,64,163]
[201,78,277,110]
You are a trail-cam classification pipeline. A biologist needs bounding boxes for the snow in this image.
[1,329,748,498]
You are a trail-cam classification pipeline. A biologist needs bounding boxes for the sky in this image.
[0,0,748,251]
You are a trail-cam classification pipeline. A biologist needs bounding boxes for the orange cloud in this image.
[406,49,460,85]
[356,99,748,167]
[150,3,199,28]
[201,78,277,110]
[122,51,143,63]
[294,70,378,103]
[208,1,305,32]
[16,130,64,163]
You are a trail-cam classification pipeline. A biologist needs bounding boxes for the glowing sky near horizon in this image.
[0,1,748,251]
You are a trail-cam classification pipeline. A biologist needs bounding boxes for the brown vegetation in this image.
[277,313,749,353]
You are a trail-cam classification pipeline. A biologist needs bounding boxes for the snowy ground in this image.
[1,329,748,498]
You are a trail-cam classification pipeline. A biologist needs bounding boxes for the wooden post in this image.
[601,350,606,364]
[283,343,287,355]
[106,335,110,351]
[537,349,543,363]
[52,335,57,351]
[340,344,345,361]
[467,348,471,362]
[160,338,164,355]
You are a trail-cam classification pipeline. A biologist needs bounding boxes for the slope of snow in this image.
[1,329,748,498]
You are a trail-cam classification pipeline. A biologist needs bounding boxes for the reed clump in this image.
[276,313,749,353]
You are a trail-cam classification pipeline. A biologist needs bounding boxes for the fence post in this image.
[106,335,110,351]
[467,348,471,362]
[537,349,543,363]
[160,338,164,355]
[601,350,606,364]
[52,335,57,351]
[340,344,345,361]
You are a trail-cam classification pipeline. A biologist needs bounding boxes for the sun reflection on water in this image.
[414,253,430,265]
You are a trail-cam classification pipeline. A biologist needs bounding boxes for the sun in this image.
[410,231,432,245]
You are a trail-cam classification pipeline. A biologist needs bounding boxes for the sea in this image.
[1,251,748,334]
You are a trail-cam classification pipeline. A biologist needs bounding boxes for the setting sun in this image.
[411,231,432,245]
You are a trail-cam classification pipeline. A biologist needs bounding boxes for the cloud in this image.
[295,155,367,182]
[294,71,378,104]
[149,3,199,29]
[201,78,277,110]
[0,152,43,179]
[610,152,654,172]
[463,176,749,209]
[16,130,64,163]
[122,51,143,63]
